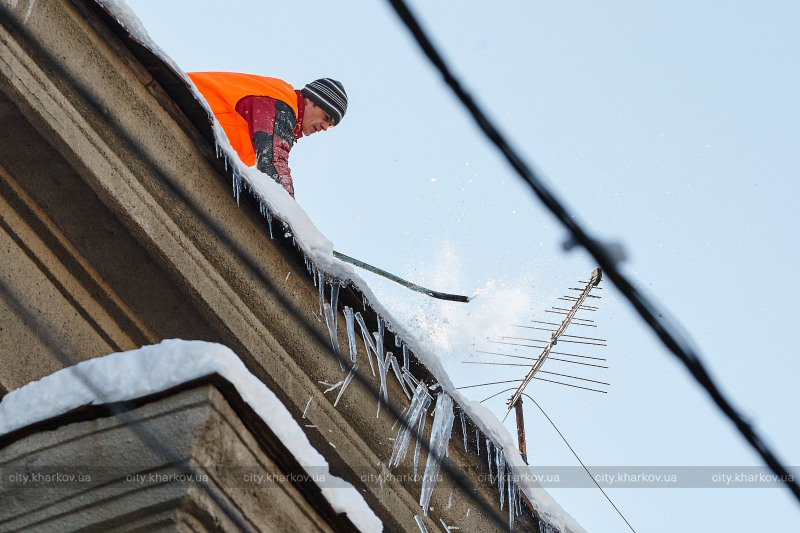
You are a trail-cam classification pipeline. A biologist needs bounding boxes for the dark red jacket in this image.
[235,92,306,197]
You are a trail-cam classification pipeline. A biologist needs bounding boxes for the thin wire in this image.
[384,0,800,503]
[523,394,636,532]
[488,341,606,361]
[487,344,608,367]
[462,362,611,386]
[479,387,518,403]
[532,377,606,394]
[456,379,522,390]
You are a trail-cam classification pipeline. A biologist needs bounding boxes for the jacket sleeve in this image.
[235,95,296,197]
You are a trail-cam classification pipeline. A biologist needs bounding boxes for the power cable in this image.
[384,0,800,504]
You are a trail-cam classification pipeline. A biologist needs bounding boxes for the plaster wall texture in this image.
[0,384,336,532]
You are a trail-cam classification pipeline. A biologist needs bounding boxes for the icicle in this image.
[265,207,273,239]
[420,393,455,515]
[395,334,402,347]
[334,364,358,407]
[232,167,242,205]
[344,306,358,366]
[354,312,377,376]
[403,369,420,390]
[389,382,430,469]
[439,518,459,531]
[323,303,345,371]
[388,353,411,399]
[538,519,559,533]
[323,380,343,393]
[377,350,390,405]
[460,411,468,453]
[391,406,409,432]
[496,447,506,510]
[446,490,453,510]
[413,408,427,479]
[302,397,312,418]
[312,262,317,282]
[508,479,517,532]
[486,438,494,484]
[414,515,429,533]
[330,282,340,328]
[403,344,410,370]
[317,271,325,315]
[376,316,386,361]
[476,429,481,456]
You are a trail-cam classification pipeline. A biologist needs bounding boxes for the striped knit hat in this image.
[301,78,347,125]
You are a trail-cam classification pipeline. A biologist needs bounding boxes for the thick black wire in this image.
[385,0,800,505]
[0,5,512,528]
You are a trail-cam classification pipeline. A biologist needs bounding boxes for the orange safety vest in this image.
[188,72,299,167]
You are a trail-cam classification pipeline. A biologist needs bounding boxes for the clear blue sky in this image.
[125,1,800,530]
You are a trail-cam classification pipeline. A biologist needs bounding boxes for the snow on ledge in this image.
[0,340,382,533]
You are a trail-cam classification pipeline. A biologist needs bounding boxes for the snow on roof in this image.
[0,339,381,533]
[80,2,583,531]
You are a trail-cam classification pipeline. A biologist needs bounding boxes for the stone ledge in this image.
[0,376,355,532]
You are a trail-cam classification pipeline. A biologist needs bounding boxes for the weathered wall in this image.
[0,0,549,530]
[0,382,346,532]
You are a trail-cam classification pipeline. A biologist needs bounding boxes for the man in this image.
[188,72,347,198]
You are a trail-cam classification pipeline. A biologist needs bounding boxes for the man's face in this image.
[302,100,335,136]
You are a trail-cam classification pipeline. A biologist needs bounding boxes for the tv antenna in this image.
[457,268,606,462]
